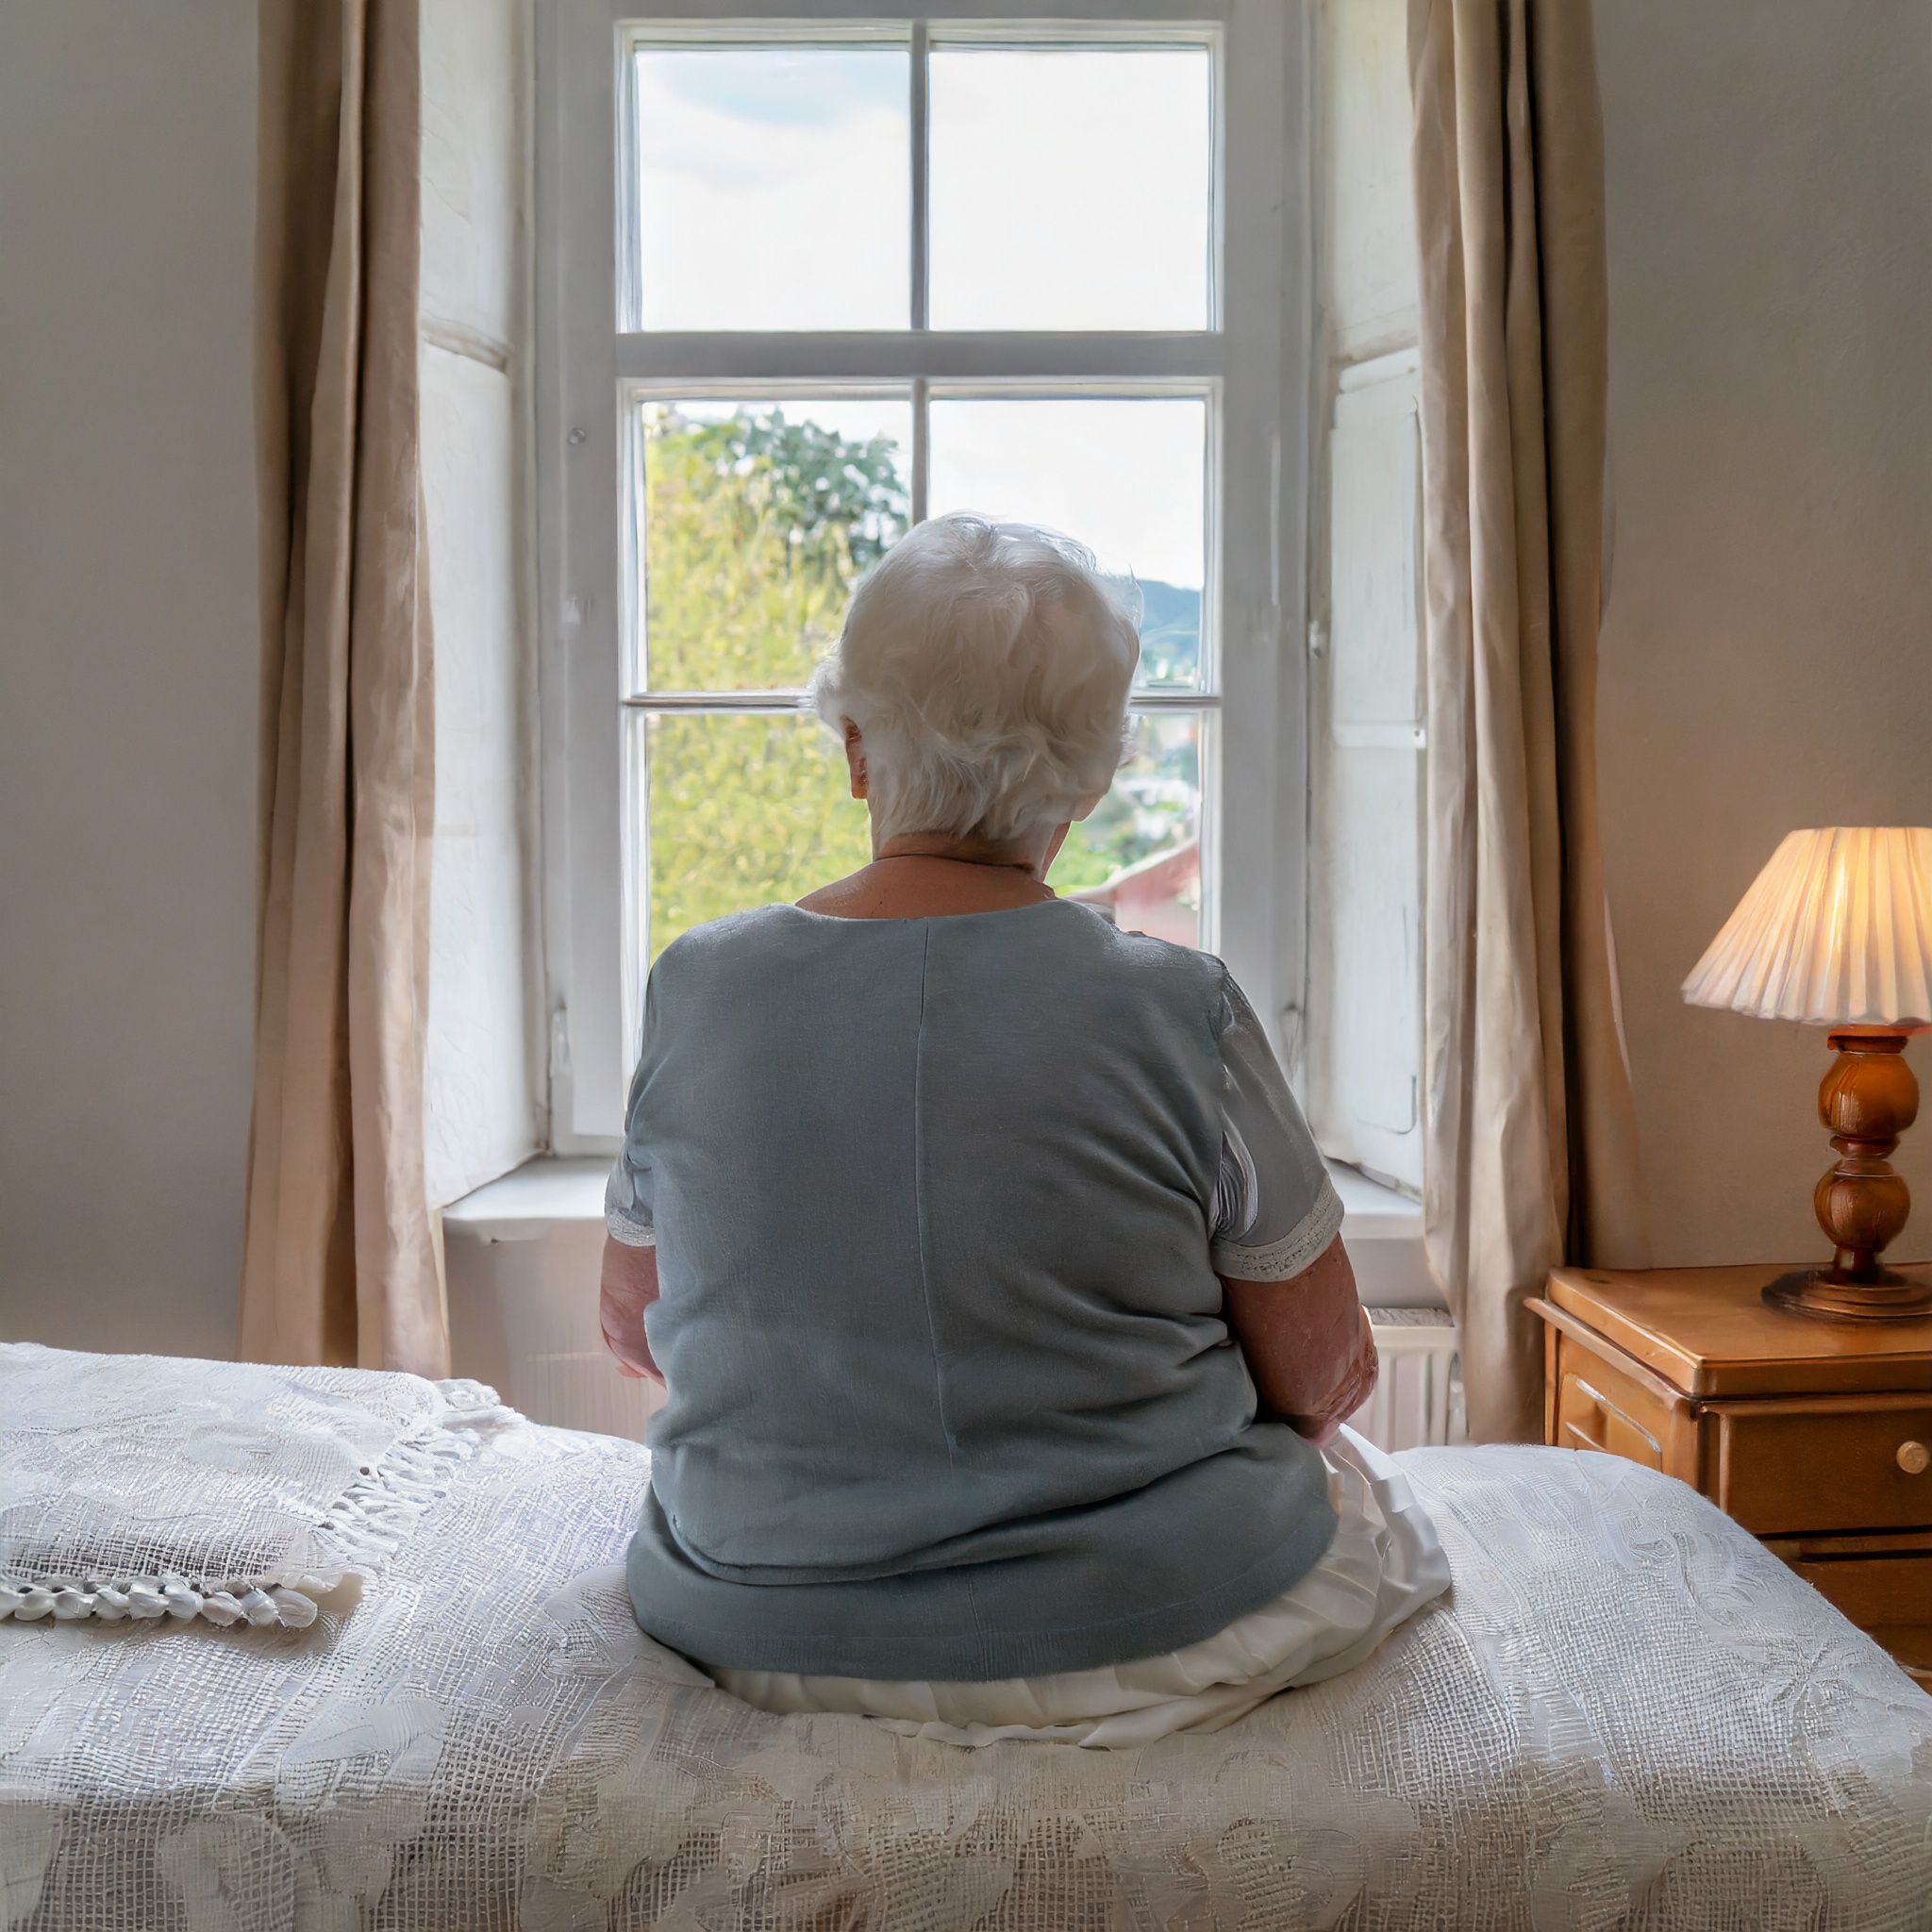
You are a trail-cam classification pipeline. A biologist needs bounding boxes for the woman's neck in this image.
[798,828,1070,921]
[877,829,1050,874]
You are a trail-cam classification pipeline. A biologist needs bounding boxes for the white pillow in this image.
[0,1341,508,1629]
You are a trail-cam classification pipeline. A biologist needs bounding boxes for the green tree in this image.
[1043,714,1199,891]
[642,408,901,956]
[643,408,907,692]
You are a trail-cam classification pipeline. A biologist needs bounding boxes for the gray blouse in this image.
[608,898,1345,1681]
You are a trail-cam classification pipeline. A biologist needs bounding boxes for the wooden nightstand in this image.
[1529,1265,1932,1688]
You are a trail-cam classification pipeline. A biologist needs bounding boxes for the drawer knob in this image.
[1900,1441,1931,1476]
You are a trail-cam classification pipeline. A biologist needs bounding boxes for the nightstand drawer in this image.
[1709,1397,1932,1535]
[1772,1551,1932,1627]
[1760,1536,1932,1683]
[1535,1302,1701,1484]
[1554,1353,1673,1469]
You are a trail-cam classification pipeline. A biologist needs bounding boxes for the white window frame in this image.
[537,0,1311,1149]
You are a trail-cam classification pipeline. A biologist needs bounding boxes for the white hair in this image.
[808,513,1141,846]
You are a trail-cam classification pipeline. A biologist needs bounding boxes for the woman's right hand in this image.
[599,1237,665,1384]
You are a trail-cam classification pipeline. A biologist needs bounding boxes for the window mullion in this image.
[911,376,929,524]
[909,19,930,333]
[615,334,1225,385]
[624,692,808,714]
[910,17,930,525]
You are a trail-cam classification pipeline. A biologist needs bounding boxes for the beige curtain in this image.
[242,0,445,1376]
[1408,0,1649,1441]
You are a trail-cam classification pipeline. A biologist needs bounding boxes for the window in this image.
[542,1,1307,1145]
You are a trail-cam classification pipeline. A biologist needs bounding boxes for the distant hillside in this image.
[1134,579,1200,688]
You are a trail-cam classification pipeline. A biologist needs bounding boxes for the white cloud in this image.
[636,51,909,329]
[929,396,1206,588]
[928,48,1211,332]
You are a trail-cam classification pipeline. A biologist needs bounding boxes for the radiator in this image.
[445,1220,665,1443]
[1353,1308,1466,1451]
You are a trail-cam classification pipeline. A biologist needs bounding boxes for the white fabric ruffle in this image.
[714,1424,1451,1748]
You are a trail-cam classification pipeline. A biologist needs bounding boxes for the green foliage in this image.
[643,408,905,691]
[710,411,909,575]
[647,713,871,950]
[1046,713,1200,892]
[642,408,889,957]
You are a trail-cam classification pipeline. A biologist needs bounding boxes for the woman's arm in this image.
[599,1237,664,1384]
[1220,1234,1377,1445]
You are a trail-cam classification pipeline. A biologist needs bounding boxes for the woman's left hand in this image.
[1290,1310,1379,1444]
[1220,1236,1376,1441]
[599,1237,665,1384]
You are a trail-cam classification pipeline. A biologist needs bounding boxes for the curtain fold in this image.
[242,0,444,1375]
[1408,0,1649,1442]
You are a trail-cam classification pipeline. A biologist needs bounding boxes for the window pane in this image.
[929,46,1212,331]
[1050,711,1202,948]
[636,397,911,692]
[636,710,872,963]
[632,46,909,330]
[927,396,1206,691]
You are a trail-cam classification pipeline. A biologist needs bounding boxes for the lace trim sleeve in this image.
[1210,1183,1344,1282]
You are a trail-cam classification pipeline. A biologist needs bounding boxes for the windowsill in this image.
[1323,1159,1441,1310]
[442,1157,610,1242]
[1323,1158,1421,1240]
[443,1155,1441,1307]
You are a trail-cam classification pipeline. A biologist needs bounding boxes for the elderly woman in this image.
[600,513,1447,1747]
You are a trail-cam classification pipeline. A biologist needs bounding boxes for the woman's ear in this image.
[842,722,867,800]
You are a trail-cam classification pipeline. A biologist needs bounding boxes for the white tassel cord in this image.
[0,1402,491,1631]
[309,1427,478,1578]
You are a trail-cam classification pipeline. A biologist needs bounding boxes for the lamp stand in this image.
[1764,1026,1932,1321]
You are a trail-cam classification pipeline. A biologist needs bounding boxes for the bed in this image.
[3,1347,1929,1930]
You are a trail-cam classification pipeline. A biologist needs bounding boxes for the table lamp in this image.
[1683,826,1932,1321]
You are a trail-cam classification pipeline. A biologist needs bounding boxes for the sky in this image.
[926,397,1204,591]
[634,43,1211,590]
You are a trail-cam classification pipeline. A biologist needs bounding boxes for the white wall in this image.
[1595,0,1932,1266]
[0,3,262,1358]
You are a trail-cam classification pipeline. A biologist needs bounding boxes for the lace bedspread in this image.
[3,1399,1928,1929]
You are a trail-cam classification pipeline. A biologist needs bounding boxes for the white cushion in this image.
[0,1342,506,1628]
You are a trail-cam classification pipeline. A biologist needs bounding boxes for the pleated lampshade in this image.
[1682,826,1932,1026]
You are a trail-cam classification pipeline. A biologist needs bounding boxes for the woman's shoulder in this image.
[938,899,1233,1032]
[650,904,820,981]
[1050,901,1232,985]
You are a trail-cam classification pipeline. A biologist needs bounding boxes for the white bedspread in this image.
[3,1402,1928,1930]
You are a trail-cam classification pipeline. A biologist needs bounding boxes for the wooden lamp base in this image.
[1764,1026,1932,1322]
